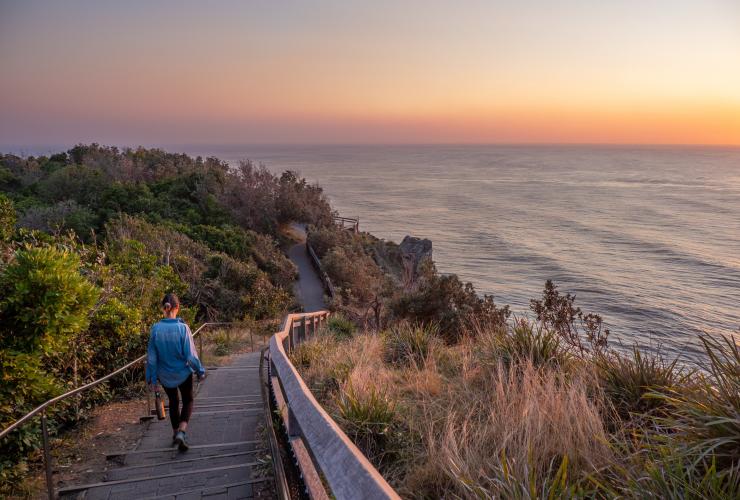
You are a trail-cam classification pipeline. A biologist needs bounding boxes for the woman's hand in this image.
[148,383,160,393]
[197,371,206,382]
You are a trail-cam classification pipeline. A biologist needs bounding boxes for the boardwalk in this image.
[57,228,329,499]
[59,352,270,499]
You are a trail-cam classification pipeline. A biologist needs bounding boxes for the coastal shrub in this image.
[212,331,232,356]
[0,246,99,488]
[652,335,740,469]
[477,319,568,369]
[307,225,355,259]
[596,346,688,423]
[384,323,439,368]
[530,279,609,355]
[327,313,357,339]
[391,265,510,343]
[0,246,99,354]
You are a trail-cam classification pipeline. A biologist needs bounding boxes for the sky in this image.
[1,0,739,146]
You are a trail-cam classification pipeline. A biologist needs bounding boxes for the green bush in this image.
[652,336,740,469]
[328,314,357,340]
[596,346,688,422]
[0,246,99,354]
[384,323,438,367]
[481,320,568,369]
[390,262,510,343]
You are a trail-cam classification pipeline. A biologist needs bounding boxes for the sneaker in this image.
[172,432,178,445]
[174,430,189,451]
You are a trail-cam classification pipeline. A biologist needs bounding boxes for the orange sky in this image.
[1,1,739,146]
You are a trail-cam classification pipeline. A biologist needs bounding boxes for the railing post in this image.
[199,330,204,358]
[250,330,254,351]
[41,411,54,500]
[299,319,306,345]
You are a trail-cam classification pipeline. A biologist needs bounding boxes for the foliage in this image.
[0,194,15,241]
[390,261,510,343]
[652,335,740,470]
[0,145,333,490]
[383,323,438,367]
[296,319,739,498]
[596,346,688,423]
[327,313,357,340]
[477,319,568,369]
[530,279,610,356]
[335,382,404,468]
[0,246,99,354]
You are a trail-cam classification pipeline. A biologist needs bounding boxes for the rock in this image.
[399,236,432,290]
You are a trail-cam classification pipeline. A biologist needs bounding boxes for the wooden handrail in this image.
[268,311,400,500]
[306,242,336,300]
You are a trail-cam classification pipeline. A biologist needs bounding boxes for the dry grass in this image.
[292,322,740,498]
[293,325,614,497]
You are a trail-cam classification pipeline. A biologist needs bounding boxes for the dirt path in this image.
[286,223,328,312]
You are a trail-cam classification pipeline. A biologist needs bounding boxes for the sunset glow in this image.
[1,0,739,145]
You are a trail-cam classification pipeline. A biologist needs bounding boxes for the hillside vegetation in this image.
[0,145,332,488]
[300,225,740,498]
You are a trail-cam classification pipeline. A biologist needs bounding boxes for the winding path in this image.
[287,223,327,313]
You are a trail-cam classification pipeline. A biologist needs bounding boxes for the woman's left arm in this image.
[183,324,205,378]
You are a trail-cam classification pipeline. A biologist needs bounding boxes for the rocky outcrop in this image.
[399,235,432,291]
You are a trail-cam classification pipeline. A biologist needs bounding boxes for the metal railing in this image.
[268,311,400,500]
[0,321,235,499]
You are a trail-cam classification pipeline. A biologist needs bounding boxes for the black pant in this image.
[164,375,194,430]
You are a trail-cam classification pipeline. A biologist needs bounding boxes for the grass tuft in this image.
[327,313,356,340]
[383,323,439,368]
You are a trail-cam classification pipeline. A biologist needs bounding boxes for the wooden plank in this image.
[57,463,253,493]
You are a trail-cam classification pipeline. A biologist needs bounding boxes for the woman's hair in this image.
[161,293,180,312]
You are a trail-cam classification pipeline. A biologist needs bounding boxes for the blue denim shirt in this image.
[145,318,205,388]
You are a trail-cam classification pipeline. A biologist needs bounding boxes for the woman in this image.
[145,293,205,451]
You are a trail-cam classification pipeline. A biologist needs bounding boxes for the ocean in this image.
[181,144,740,360]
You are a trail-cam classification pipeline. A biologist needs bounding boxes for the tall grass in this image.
[424,361,610,497]
[383,323,439,368]
[652,335,740,469]
[292,322,739,498]
[596,346,690,423]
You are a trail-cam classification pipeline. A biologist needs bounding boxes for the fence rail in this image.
[268,311,400,500]
[333,215,359,233]
[0,321,238,499]
[306,242,336,300]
